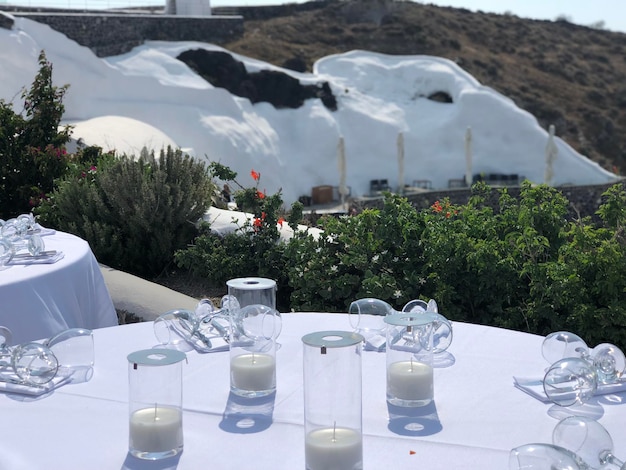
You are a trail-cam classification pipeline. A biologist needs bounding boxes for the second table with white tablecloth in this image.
[0,230,118,344]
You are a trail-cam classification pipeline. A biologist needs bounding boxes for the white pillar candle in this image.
[387,360,433,401]
[230,353,276,392]
[129,406,183,453]
[305,426,363,470]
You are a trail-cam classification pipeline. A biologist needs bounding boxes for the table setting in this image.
[0,213,61,266]
[0,276,623,469]
[0,214,117,344]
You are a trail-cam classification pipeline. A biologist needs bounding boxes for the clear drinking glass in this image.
[402,298,453,353]
[11,342,59,385]
[509,443,591,470]
[348,298,393,351]
[553,416,626,470]
[384,313,435,407]
[128,349,186,460]
[302,330,364,470]
[229,304,280,397]
[44,328,94,383]
[543,357,597,407]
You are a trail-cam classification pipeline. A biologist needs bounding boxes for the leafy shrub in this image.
[0,51,71,218]
[285,181,626,350]
[37,147,214,278]
[285,193,426,311]
[174,164,303,310]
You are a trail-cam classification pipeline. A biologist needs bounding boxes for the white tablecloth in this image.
[1,313,625,469]
[0,231,118,343]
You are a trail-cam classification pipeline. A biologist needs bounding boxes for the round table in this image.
[0,230,118,344]
[0,313,623,469]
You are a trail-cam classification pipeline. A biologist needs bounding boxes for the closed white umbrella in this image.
[397,132,405,194]
[338,136,348,209]
[544,124,558,185]
[465,126,473,187]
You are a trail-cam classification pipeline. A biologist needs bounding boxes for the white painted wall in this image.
[166,0,211,16]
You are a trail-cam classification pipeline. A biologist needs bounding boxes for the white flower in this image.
[393,290,402,298]
[372,254,380,262]
[393,257,399,262]
[330,265,338,273]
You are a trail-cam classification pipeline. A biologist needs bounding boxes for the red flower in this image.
[432,201,443,213]
[278,217,285,227]
[251,169,260,181]
[253,218,262,229]
[257,190,265,199]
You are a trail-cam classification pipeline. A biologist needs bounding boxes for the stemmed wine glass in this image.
[509,443,594,469]
[43,328,94,383]
[541,332,626,415]
[552,416,626,470]
[402,298,453,354]
[0,328,59,387]
[542,331,626,385]
[543,357,598,408]
[0,215,46,259]
[348,298,393,350]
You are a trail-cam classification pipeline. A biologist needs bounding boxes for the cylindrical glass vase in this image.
[302,330,364,470]
[128,349,186,460]
[229,304,279,398]
[384,313,435,407]
[226,277,276,310]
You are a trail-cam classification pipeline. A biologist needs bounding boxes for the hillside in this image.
[217,0,626,175]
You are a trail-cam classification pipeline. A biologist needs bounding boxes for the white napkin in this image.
[30,223,56,237]
[362,331,386,352]
[0,372,71,397]
[513,376,626,403]
[7,251,64,265]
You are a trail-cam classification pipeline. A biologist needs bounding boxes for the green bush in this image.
[0,51,71,218]
[174,165,303,310]
[37,147,214,278]
[285,181,626,350]
[285,193,426,311]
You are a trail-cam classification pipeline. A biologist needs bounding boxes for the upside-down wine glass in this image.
[43,328,94,383]
[542,331,626,385]
[0,326,59,387]
[509,443,593,470]
[348,298,393,351]
[553,416,626,470]
[402,298,453,354]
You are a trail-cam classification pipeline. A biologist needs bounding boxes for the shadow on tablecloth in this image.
[219,391,276,434]
[387,400,442,437]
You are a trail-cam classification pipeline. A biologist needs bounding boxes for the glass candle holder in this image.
[302,331,364,470]
[384,313,435,407]
[226,277,277,310]
[127,349,186,460]
[229,304,278,398]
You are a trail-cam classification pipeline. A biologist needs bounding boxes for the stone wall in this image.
[1,10,243,57]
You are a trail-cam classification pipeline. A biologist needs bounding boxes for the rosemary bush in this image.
[38,147,214,278]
